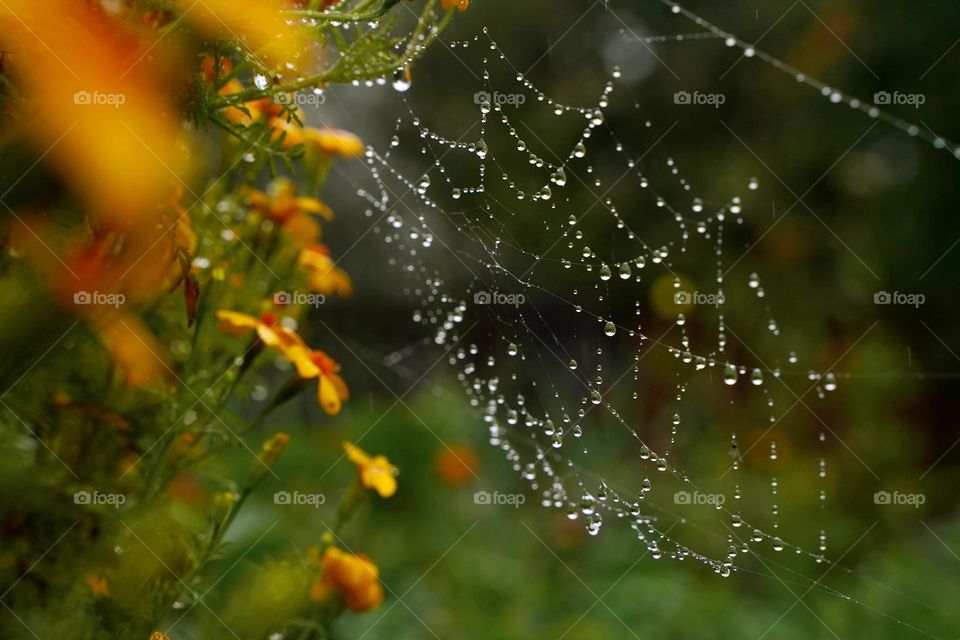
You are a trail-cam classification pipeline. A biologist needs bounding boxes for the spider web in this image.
[323,3,957,637]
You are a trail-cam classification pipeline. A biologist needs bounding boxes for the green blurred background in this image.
[223,1,960,638]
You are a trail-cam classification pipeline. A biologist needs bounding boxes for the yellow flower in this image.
[216,310,349,414]
[149,633,172,640]
[310,547,383,612]
[305,127,365,157]
[343,442,397,498]
[305,350,350,415]
[441,0,469,10]
[298,244,353,297]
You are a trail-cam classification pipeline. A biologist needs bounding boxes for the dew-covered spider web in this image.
[323,2,958,636]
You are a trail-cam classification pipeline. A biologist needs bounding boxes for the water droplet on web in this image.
[392,69,411,92]
[599,264,612,281]
[750,368,764,386]
[580,493,596,516]
[618,262,632,279]
[723,363,738,385]
[604,321,617,337]
[507,342,518,356]
[823,372,837,391]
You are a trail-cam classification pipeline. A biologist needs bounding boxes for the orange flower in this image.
[310,547,383,612]
[441,0,469,11]
[298,244,353,297]
[149,633,172,640]
[245,179,332,245]
[434,444,479,487]
[343,442,397,498]
[215,310,318,378]
[306,350,350,415]
[199,55,233,85]
[216,310,349,414]
[306,127,364,157]
[219,79,264,127]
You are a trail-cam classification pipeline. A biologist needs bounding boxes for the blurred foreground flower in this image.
[310,546,383,612]
[344,442,398,498]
